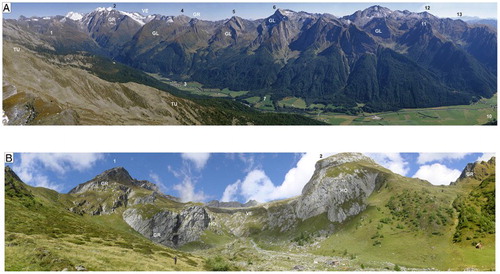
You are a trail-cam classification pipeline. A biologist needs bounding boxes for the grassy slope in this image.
[5,158,495,271]
[5,168,204,271]
[309,172,495,270]
[80,55,327,125]
[192,160,495,271]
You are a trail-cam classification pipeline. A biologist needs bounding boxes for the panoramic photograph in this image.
[2,2,497,125]
[4,152,495,270]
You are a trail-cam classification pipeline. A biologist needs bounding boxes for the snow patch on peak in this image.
[66,11,83,21]
[280,9,294,16]
[95,7,113,13]
[118,10,146,25]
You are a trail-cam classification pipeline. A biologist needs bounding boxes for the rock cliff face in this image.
[123,206,210,247]
[63,154,393,247]
[258,153,389,232]
[454,156,496,183]
[296,153,387,223]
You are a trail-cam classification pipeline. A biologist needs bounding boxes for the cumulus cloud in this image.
[168,163,208,203]
[417,153,471,164]
[239,170,277,202]
[476,153,495,162]
[269,152,325,200]
[412,163,461,185]
[181,153,210,170]
[222,152,329,203]
[31,174,64,192]
[12,153,104,192]
[366,153,409,176]
[17,153,104,174]
[221,180,241,202]
[173,177,207,203]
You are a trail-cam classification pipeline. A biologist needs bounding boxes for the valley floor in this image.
[150,75,497,126]
[308,94,497,125]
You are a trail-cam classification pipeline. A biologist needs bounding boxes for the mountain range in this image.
[5,153,495,270]
[2,5,497,124]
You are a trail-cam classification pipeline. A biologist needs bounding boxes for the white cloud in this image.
[221,180,241,202]
[149,171,167,192]
[13,153,104,192]
[366,153,409,176]
[270,152,325,200]
[181,153,210,170]
[476,153,495,162]
[240,170,276,202]
[168,163,208,202]
[18,153,105,174]
[412,163,461,185]
[417,153,470,164]
[32,174,64,192]
[225,152,330,203]
[173,177,207,202]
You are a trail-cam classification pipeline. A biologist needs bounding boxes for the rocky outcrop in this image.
[454,157,496,184]
[123,206,210,247]
[64,156,391,247]
[214,153,391,234]
[68,184,132,215]
[295,153,386,223]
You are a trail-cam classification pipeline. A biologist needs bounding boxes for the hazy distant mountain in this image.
[3,5,497,115]
[459,16,497,29]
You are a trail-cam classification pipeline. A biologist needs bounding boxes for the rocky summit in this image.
[4,153,496,271]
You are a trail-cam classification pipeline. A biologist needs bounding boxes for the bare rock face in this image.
[297,171,381,223]
[261,153,388,232]
[296,153,386,223]
[123,206,210,247]
[453,157,496,184]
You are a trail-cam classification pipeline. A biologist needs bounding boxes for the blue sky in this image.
[3,2,497,20]
[6,152,494,203]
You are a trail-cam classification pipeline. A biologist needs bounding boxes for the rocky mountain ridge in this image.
[4,154,496,270]
[4,153,388,246]
[454,156,496,184]
[4,5,496,112]
[4,153,496,250]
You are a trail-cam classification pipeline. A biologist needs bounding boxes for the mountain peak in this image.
[94,7,114,13]
[316,153,375,170]
[95,166,134,183]
[69,167,159,194]
[82,7,146,26]
[362,5,393,18]
[453,156,495,184]
[275,9,295,16]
